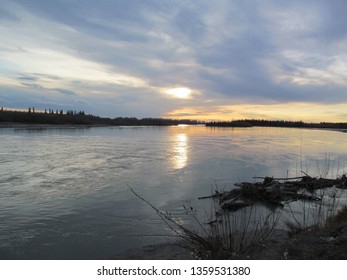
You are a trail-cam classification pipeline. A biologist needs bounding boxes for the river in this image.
[0,125,346,259]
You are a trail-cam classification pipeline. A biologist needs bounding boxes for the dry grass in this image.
[284,187,344,236]
[130,160,347,259]
[130,187,280,259]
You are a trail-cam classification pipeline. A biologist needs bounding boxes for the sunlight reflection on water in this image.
[172,133,188,170]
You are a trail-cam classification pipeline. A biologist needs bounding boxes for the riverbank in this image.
[121,206,347,260]
[235,206,347,259]
[127,175,347,260]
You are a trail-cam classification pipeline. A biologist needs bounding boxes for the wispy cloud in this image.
[20,83,44,90]
[52,88,77,96]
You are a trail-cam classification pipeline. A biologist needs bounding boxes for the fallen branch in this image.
[253,176,305,181]
[201,174,347,212]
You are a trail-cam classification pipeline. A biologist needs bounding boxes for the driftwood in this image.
[253,176,305,181]
[199,174,347,212]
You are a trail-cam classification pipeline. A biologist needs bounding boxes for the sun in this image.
[166,87,192,99]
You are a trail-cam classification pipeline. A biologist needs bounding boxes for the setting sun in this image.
[166,87,192,99]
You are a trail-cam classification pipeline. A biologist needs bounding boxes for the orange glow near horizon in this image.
[163,102,347,123]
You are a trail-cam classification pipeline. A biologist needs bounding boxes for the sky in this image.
[1,0,347,122]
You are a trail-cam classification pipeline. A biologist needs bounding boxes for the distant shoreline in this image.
[1,122,347,134]
[0,109,200,126]
[1,109,347,131]
[205,120,347,130]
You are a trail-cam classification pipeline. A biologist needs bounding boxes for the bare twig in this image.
[129,186,211,247]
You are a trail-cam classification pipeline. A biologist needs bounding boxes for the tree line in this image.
[2,107,346,128]
[205,119,347,129]
[0,107,200,126]
[26,106,85,116]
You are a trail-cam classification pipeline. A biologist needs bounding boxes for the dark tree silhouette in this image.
[2,107,346,128]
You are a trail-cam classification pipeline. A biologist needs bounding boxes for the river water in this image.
[0,125,347,259]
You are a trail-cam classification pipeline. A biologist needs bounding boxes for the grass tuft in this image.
[130,187,280,259]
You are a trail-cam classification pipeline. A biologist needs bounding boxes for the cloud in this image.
[20,82,45,91]
[174,6,207,42]
[19,79,77,97]
[0,6,18,22]
[17,75,38,82]
[1,0,347,121]
[52,88,77,96]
